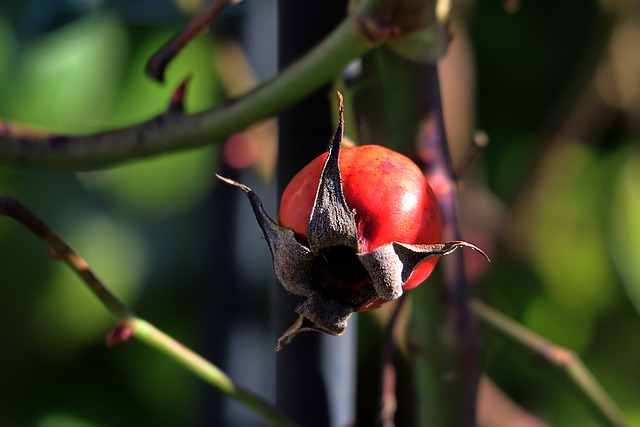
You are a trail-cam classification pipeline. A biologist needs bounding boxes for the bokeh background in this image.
[0,0,639,426]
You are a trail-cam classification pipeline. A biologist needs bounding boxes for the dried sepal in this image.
[359,240,489,301]
[393,240,490,283]
[216,175,313,297]
[307,92,359,252]
[358,244,404,300]
[296,296,352,335]
[275,296,354,351]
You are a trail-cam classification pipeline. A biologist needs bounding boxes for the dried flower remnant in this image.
[217,92,488,350]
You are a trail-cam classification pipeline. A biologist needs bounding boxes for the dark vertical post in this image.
[197,163,239,427]
[276,1,350,426]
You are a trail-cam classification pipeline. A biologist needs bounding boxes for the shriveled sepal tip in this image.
[276,298,353,351]
[307,91,358,251]
[360,241,489,302]
[215,174,313,297]
[392,240,490,283]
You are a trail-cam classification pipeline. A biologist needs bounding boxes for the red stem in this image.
[418,64,480,426]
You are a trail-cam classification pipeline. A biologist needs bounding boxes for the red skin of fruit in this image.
[278,144,443,311]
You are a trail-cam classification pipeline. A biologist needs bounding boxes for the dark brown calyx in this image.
[311,245,370,299]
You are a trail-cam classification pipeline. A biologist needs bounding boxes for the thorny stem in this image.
[0,0,388,169]
[0,195,296,427]
[471,299,629,427]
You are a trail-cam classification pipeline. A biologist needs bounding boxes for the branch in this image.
[0,195,132,321]
[130,318,295,427]
[0,195,296,427]
[0,0,389,170]
[471,299,629,427]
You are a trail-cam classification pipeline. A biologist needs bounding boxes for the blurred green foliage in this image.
[0,2,222,426]
[0,0,639,426]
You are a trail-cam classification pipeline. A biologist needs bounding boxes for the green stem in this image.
[471,299,629,427]
[0,194,296,427]
[130,318,296,427]
[0,0,385,169]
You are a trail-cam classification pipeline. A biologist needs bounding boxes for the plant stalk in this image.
[471,299,629,427]
[0,195,296,427]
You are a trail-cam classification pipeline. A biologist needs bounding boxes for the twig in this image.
[130,318,295,427]
[0,195,297,427]
[0,0,390,169]
[471,299,629,427]
[0,195,132,321]
[146,0,236,83]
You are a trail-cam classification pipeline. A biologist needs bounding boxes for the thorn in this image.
[168,76,192,113]
[106,324,133,348]
[145,0,235,83]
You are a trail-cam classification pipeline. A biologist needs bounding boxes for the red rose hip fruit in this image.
[278,144,443,310]
[217,92,487,350]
